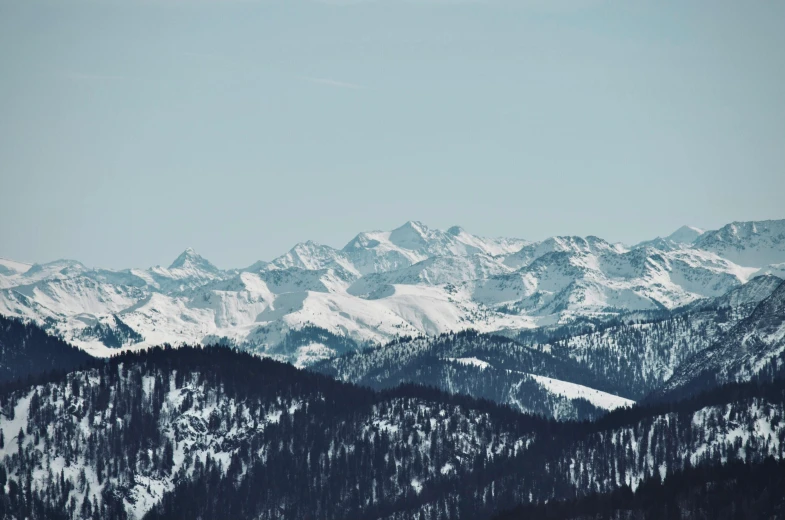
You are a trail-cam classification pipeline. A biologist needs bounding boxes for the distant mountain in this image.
[667,224,705,243]
[167,247,220,273]
[0,258,31,279]
[272,221,527,277]
[0,219,783,364]
[346,254,513,298]
[694,219,785,267]
[502,235,624,270]
[633,224,704,251]
[341,221,527,275]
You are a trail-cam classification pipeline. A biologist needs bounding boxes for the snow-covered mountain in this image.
[693,219,785,267]
[0,258,32,279]
[667,224,705,243]
[634,225,705,251]
[0,219,783,363]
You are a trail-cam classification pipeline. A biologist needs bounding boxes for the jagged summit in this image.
[693,219,785,267]
[1,217,783,360]
[634,225,705,250]
[388,220,430,249]
[398,220,428,231]
[168,247,218,272]
[24,259,86,277]
[666,225,705,244]
[342,221,427,252]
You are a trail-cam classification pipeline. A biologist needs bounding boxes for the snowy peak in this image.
[271,241,354,273]
[666,225,705,244]
[388,220,430,249]
[20,259,88,283]
[548,235,619,254]
[242,259,269,272]
[343,221,525,257]
[342,232,380,252]
[503,235,622,270]
[168,247,219,273]
[339,221,526,275]
[1,217,783,362]
[694,219,785,267]
[0,257,32,276]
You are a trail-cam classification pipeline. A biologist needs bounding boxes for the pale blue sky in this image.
[1,0,783,269]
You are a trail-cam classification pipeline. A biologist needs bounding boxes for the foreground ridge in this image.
[1,335,784,520]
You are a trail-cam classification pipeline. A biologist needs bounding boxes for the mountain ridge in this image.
[0,219,783,363]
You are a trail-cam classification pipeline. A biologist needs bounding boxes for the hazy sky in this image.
[1,0,783,270]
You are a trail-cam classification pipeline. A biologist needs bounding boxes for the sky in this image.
[1,0,783,270]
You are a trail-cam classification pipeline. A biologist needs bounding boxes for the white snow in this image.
[1,219,783,364]
[0,257,32,276]
[666,225,705,244]
[528,374,634,411]
[445,357,492,370]
[292,343,336,368]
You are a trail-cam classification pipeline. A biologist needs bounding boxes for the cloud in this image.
[302,77,365,89]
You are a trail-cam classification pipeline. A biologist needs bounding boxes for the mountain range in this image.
[2,218,785,519]
[1,219,784,368]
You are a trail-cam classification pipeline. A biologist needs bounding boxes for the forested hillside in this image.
[1,340,785,520]
[0,315,93,385]
[311,331,626,420]
[0,345,546,520]
[492,458,785,520]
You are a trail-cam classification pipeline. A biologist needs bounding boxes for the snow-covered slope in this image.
[472,246,756,318]
[526,373,634,410]
[341,221,527,275]
[694,220,785,267]
[667,225,705,244]
[346,254,512,298]
[269,221,527,278]
[502,235,624,270]
[0,219,783,363]
[635,225,705,251]
[0,257,32,278]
